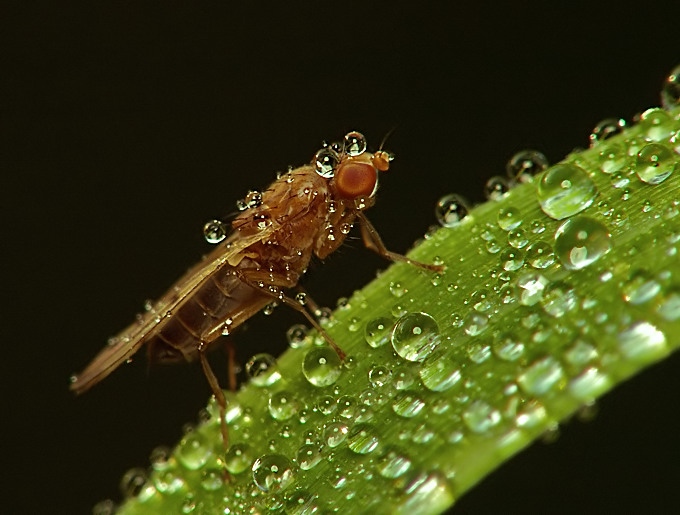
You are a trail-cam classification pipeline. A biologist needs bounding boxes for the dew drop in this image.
[500,248,524,271]
[202,220,228,244]
[564,339,598,367]
[245,353,281,387]
[497,206,522,231]
[268,391,300,421]
[506,149,548,183]
[597,143,628,174]
[541,282,578,317]
[302,347,342,387]
[286,324,309,349]
[377,447,412,478]
[368,365,392,388]
[419,351,462,391]
[120,468,148,498]
[176,431,211,470]
[492,332,525,361]
[435,194,470,227]
[618,321,667,362]
[252,454,295,493]
[518,356,565,395]
[391,312,441,362]
[656,287,680,321]
[200,468,224,491]
[92,500,117,515]
[224,443,252,475]
[622,270,661,305]
[400,472,454,515]
[484,176,511,200]
[516,272,548,306]
[324,422,349,447]
[639,108,674,141]
[635,143,677,185]
[589,118,626,147]
[364,317,392,347]
[537,163,598,220]
[526,241,555,269]
[347,424,379,454]
[661,64,680,110]
[343,131,367,156]
[392,391,426,418]
[297,444,323,470]
[554,216,612,270]
[462,400,501,433]
[515,400,547,428]
[568,367,611,401]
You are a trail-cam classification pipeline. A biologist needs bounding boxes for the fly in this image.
[70,130,444,450]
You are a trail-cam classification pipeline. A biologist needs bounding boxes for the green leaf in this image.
[117,106,680,515]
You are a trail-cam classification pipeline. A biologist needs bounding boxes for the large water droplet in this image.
[435,194,470,227]
[252,454,295,493]
[554,216,611,270]
[364,317,392,348]
[203,220,227,244]
[518,356,565,395]
[538,163,598,220]
[391,312,441,362]
[343,131,367,156]
[618,321,667,362]
[302,347,343,387]
[419,351,462,391]
[314,148,339,178]
[462,400,501,433]
[635,143,677,185]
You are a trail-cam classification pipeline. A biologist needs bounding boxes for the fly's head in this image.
[314,131,394,212]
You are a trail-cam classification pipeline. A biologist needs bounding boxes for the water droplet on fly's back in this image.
[554,216,612,270]
[202,220,227,244]
[302,347,343,387]
[537,163,598,220]
[435,194,470,227]
[635,143,677,184]
[245,353,282,386]
[314,148,339,178]
[252,454,295,493]
[589,118,626,147]
[343,131,367,156]
[506,149,549,183]
[391,312,441,362]
[661,64,680,109]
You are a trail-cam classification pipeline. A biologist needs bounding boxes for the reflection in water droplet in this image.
[419,351,461,391]
[661,64,680,110]
[343,131,367,156]
[224,443,252,474]
[364,317,392,348]
[554,216,612,270]
[435,194,470,227]
[518,356,565,395]
[392,391,426,418]
[635,143,677,184]
[348,424,379,454]
[302,347,343,387]
[516,272,549,306]
[391,312,441,362]
[246,353,281,386]
[497,206,522,231]
[314,148,339,178]
[618,321,667,362]
[538,163,598,220]
[324,422,349,447]
[463,400,501,433]
[484,176,511,200]
[268,391,300,421]
[252,454,295,493]
[368,365,392,388]
[202,220,228,244]
[589,118,626,147]
[506,149,548,183]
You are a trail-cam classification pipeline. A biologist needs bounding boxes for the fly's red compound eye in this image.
[335,161,378,199]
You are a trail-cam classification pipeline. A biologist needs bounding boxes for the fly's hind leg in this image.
[236,269,346,361]
[356,211,445,273]
[198,349,230,456]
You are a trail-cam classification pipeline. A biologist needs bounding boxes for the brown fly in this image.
[70,130,444,450]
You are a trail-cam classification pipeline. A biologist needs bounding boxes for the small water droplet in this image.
[252,454,295,493]
[564,339,598,367]
[245,353,282,386]
[364,317,392,348]
[500,248,524,271]
[120,468,148,498]
[597,143,629,174]
[176,431,211,470]
[463,400,501,433]
[541,282,578,317]
[302,347,343,387]
[515,400,547,428]
[377,447,412,478]
[389,281,408,298]
[324,422,349,447]
[435,194,470,227]
[661,64,680,110]
[635,143,677,184]
[391,312,441,362]
[484,176,511,200]
[656,287,680,321]
[589,118,626,147]
[268,391,300,421]
[368,365,392,388]
[554,216,612,270]
[622,270,661,305]
[568,367,611,401]
[392,391,426,418]
[537,163,598,220]
[314,148,339,178]
[516,272,549,306]
[419,351,462,391]
[286,324,309,349]
[347,424,379,454]
[618,321,667,362]
[518,356,565,395]
[492,332,525,361]
[202,220,228,244]
[526,241,555,269]
[224,443,252,475]
[640,108,674,141]
[497,206,522,231]
[506,149,548,183]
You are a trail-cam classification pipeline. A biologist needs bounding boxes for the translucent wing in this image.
[70,226,276,394]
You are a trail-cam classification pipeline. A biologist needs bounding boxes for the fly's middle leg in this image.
[198,349,230,461]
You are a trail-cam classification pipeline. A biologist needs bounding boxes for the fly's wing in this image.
[70,227,276,394]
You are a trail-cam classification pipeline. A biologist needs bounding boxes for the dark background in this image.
[4,2,680,513]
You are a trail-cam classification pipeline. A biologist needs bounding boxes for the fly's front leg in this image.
[236,269,346,361]
[356,211,445,273]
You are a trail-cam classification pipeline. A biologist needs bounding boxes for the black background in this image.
[4,2,680,513]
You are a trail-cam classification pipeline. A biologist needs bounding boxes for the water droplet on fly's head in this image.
[635,143,677,184]
[537,163,598,220]
[343,131,367,156]
[484,176,511,200]
[661,64,680,109]
[435,194,470,227]
[506,149,549,183]
[391,312,441,362]
[314,148,340,178]
[302,347,343,387]
[554,216,612,270]
[589,118,626,147]
[245,353,281,387]
[203,220,227,244]
[252,454,295,493]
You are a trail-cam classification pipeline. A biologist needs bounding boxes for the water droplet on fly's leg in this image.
[203,220,227,244]
[589,118,626,147]
[435,194,470,227]
[343,131,367,156]
[506,149,549,183]
[314,148,340,178]
[661,64,680,110]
